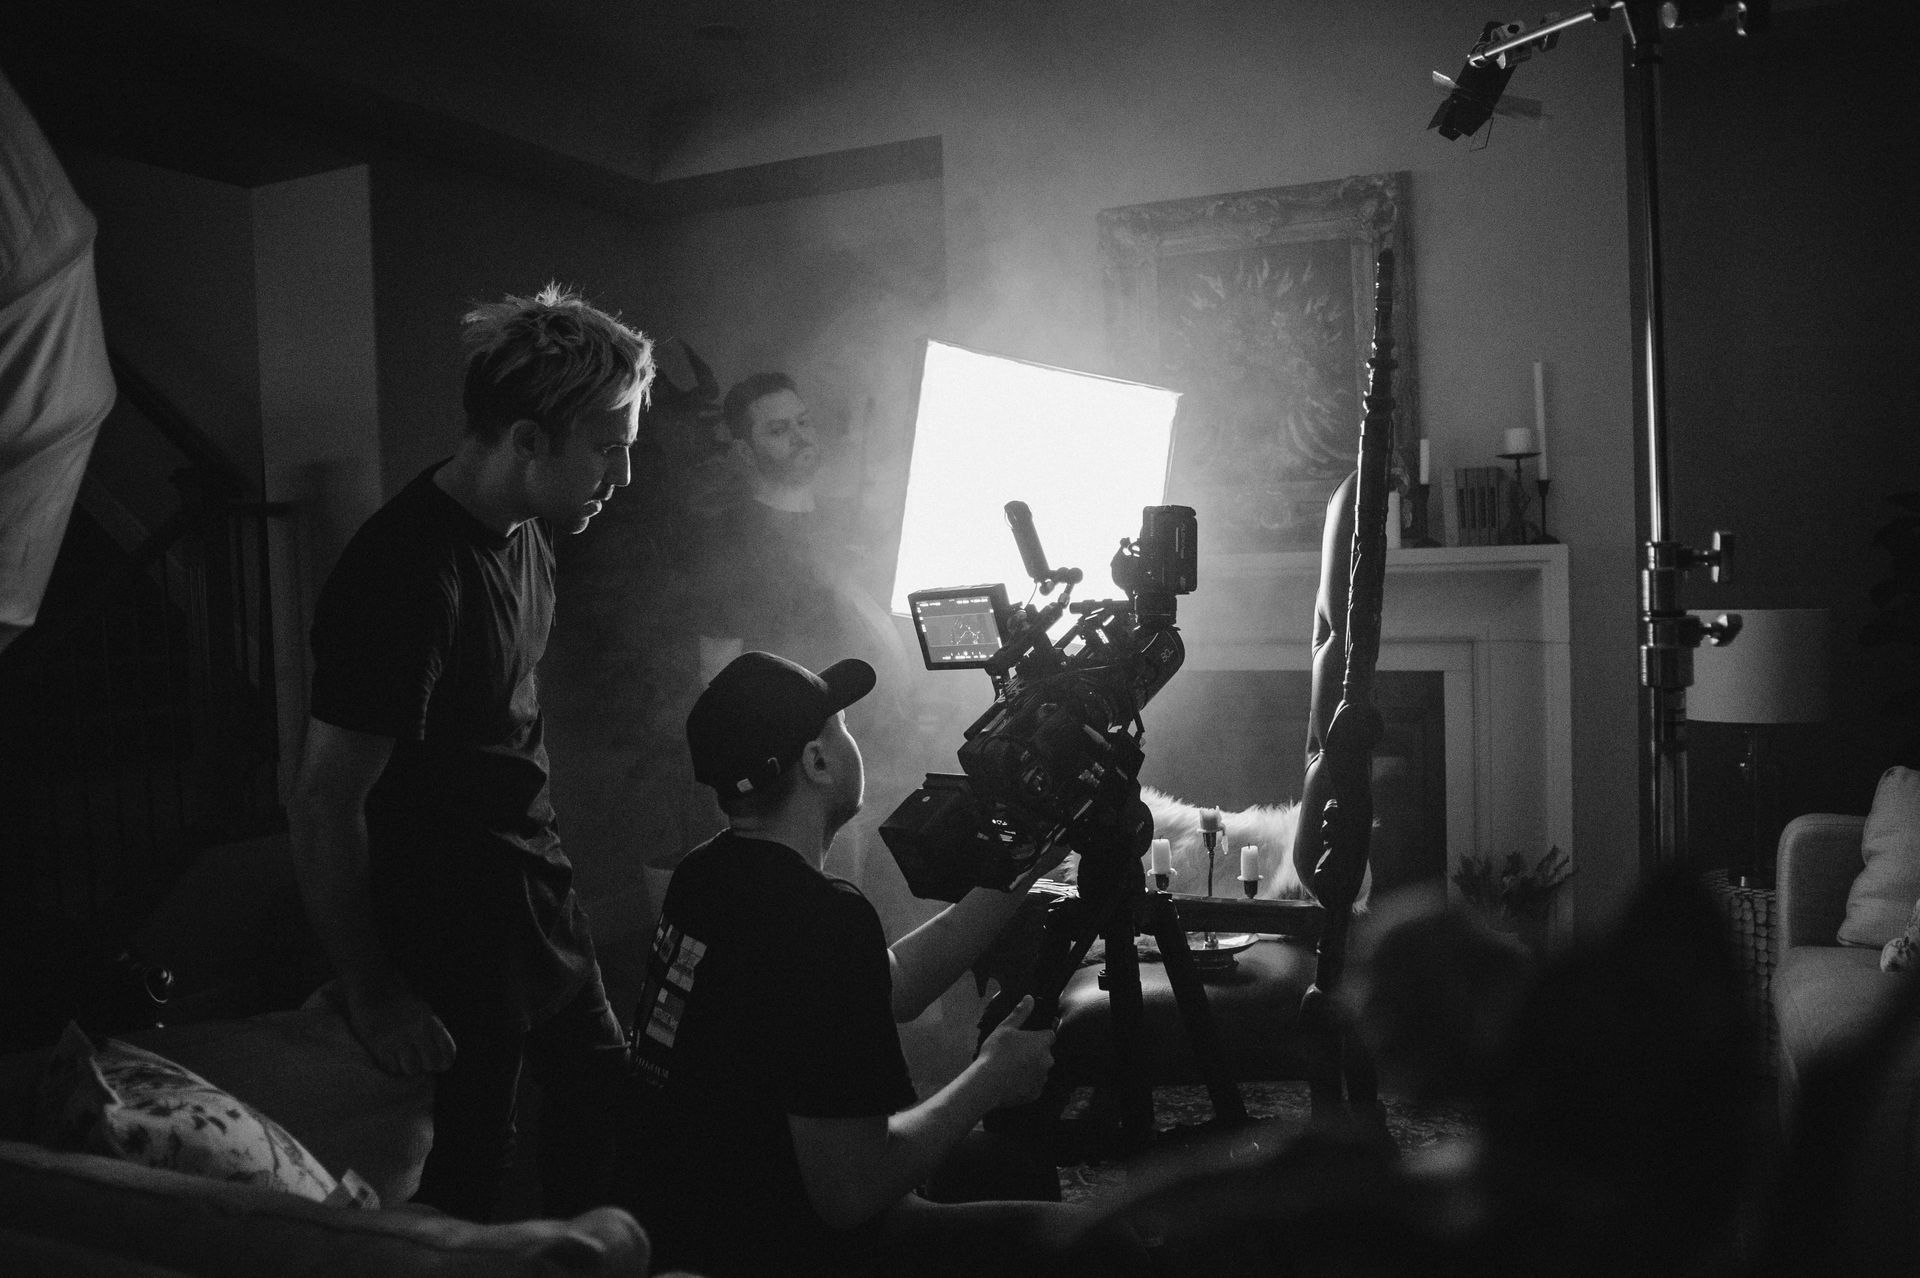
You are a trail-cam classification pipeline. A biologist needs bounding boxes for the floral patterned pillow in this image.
[34,1022,379,1207]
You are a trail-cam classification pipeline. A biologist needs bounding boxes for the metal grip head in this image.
[1709,530,1735,584]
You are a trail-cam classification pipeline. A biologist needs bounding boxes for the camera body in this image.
[881,504,1197,901]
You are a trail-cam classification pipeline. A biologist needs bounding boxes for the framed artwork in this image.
[1099,171,1417,552]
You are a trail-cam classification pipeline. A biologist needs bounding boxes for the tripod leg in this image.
[1098,895,1155,1149]
[1148,896,1249,1127]
[977,890,1110,1154]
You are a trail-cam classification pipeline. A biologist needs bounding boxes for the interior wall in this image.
[365,158,661,495]
[1661,2,1920,857]
[253,165,382,798]
[648,0,1644,930]
[62,154,262,523]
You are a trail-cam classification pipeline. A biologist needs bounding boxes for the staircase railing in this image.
[0,351,292,948]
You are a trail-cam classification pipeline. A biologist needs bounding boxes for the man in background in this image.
[692,371,853,682]
[289,284,653,1220]
[622,650,1150,1276]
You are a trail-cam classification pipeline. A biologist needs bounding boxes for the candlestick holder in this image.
[1496,450,1539,546]
[1240,875,1259,899]
[1531,477,1560,544]
[1200,824,1221,952]
[1407,481,1441,547]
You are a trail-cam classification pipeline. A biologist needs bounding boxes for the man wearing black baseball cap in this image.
[620,651,1148,1277]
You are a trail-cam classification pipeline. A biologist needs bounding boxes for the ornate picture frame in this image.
[1099,171,1416,552]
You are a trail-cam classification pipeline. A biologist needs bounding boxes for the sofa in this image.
[1,826,661,1275]
[0,999,655,1277]
[1771,772,1920,1272]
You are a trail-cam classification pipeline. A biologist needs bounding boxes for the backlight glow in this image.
[890,340,1180,614]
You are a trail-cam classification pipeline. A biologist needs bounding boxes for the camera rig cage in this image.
[881,502,1197,901]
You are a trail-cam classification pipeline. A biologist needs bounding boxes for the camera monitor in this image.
[907,584,1008,670]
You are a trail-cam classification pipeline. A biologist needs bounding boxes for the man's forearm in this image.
[798,1057,1009,1229]
[286,797,405,1003]
[888,887,1029,1021]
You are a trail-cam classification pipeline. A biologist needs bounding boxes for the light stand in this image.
[1441,0,1767,871]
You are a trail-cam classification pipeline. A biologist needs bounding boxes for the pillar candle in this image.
[1386,491,1402,549]
[1149,838,1172,875]
[1503,426,1535,456]
[1533,360,1550,480]
[1239,845,1259,880]
[1418,438,1430,485]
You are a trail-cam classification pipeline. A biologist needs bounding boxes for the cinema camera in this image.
[880,501,1197,902]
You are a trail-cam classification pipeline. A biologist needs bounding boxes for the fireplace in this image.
[1162,543,1574,921]
[1140,669,1446,897]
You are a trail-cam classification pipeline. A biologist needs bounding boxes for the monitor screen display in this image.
[908,584,1008,670]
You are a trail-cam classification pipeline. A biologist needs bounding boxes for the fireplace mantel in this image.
[1180,544,1573,914]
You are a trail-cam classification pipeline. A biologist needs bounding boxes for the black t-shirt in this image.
[308,462,593,1030]
[625,831,918,1277]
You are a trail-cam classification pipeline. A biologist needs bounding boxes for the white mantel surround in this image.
[1180,544,1573,917]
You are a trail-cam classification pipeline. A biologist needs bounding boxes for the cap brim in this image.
[819,658,876,715]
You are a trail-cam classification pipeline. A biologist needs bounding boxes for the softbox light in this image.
[889,339,1179,615]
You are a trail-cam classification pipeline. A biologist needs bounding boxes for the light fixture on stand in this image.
[1687,608,1830,886]
[1427,0,1773,871]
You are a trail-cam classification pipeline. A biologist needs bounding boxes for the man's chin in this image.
[825,798,865,840]
[772,455,821,486]
[561,500,606,534]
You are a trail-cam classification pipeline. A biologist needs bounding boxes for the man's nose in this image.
[611,449,633,488]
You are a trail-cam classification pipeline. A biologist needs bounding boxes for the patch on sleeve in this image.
[631,921,707,1087]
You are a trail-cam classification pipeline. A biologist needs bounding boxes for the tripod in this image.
[980,786,1247,1152]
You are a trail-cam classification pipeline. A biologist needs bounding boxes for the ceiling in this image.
[2,0,889,189]
[3,0,1849,195]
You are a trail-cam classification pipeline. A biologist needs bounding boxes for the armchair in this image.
[1769,810,1920,1275]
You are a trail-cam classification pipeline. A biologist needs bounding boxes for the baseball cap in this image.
[687,651,876,795]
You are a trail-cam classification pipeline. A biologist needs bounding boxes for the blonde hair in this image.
[460,283,654,445]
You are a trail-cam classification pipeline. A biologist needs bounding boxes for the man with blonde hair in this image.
[290,284,653,1220]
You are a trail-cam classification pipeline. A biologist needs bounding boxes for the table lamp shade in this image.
[1688,608,1831,724]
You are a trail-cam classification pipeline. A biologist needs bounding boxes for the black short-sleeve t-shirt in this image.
[308,462,592,1030]
[625,831,918,1276]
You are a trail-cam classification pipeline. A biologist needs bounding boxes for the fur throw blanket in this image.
[1138,785,1308,901]
[1056,785,1369,907]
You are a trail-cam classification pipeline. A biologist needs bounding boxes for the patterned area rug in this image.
[1055,1081,1479,1205]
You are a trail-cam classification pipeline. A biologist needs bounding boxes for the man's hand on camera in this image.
[975,994,1055,1107]
[345,986,457,1076]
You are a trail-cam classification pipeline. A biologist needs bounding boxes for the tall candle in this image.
[1533,360,1550,480]
[1239,845,1260,881]
[1418,438,1430,485]
[1149,838,1172,875]
[1503,426,1535,456]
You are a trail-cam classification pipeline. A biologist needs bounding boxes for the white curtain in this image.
[0,70,113,654]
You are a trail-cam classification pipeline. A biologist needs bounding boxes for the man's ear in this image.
[507,418,546,459]
[797,738,831,784]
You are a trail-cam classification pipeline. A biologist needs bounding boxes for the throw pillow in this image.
[1883,899,1920,972]
[33,1022,379,1207]
[1839,766,1920,948]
